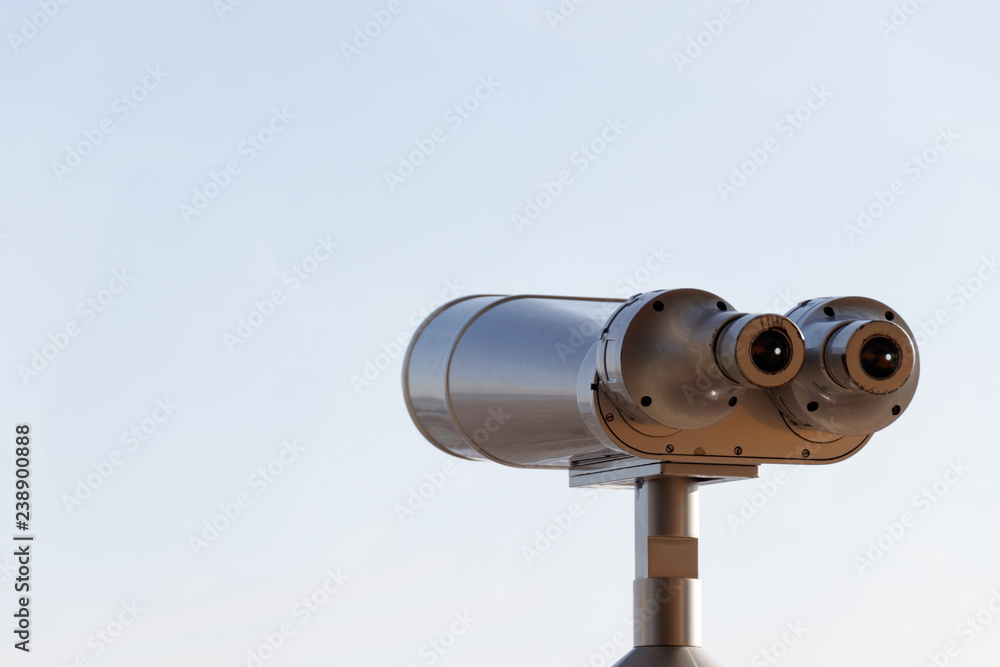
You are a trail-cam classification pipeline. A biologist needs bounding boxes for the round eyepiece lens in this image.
[750,329,792,374]
[860,336,901,380]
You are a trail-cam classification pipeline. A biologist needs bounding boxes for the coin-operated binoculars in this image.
[403,289,919,666]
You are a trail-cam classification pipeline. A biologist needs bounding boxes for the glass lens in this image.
[750,329,792,374]
[860,336,901,379]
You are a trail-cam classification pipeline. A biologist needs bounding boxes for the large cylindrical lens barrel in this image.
[403,294,623,468]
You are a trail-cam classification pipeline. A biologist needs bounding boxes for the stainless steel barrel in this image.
[403,294,623,468]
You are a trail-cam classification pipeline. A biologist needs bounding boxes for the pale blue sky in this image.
[1,1,999,665]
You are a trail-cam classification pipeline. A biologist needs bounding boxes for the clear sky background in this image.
[1,1,999,665]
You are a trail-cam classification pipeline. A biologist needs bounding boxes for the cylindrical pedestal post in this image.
[634,476,701,647]
[613,475,724,666]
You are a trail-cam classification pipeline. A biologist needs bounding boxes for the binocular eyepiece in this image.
[769,296,918,438]
[403,289,918,469]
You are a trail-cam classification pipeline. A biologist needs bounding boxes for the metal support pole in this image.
[613,475,724,667]
[634,476,701,647]
[571,461,756,666]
